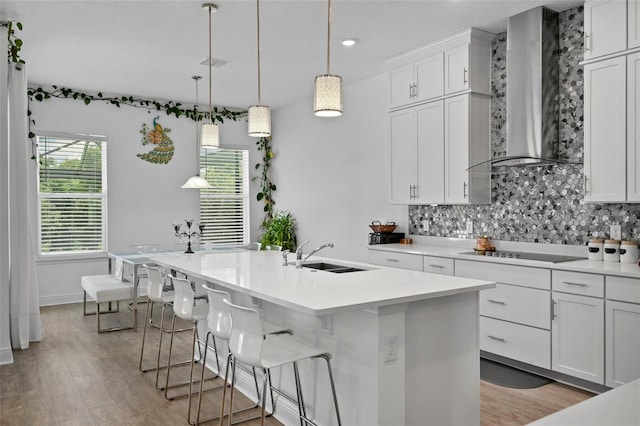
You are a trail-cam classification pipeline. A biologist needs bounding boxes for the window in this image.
[37,135,107,255]
[200,148,249,246]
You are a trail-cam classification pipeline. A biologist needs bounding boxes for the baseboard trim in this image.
[0,347,14,365]
[480,351,611,394]
[39,293,84,306]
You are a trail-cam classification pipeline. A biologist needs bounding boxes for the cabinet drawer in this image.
[607,276,640,304]
[480,316,550,369]
[552,270,604,297]
[455,260,550,290]
[480,284,550,329]
[367,250,423,271]
[423,256,454,276]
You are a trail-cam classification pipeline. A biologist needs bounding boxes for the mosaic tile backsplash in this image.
[409,6,640,245]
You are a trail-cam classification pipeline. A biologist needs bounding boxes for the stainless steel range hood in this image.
[494,6,560,166]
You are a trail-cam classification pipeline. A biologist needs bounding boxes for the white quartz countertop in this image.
[528,379,640,425]
[150,250,495,316]
[370,244,640,278]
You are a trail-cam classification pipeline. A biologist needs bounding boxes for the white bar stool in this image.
[138,265,192,389]
[220,300,342,426]
[164,275,216,404]
[195,285,291,425]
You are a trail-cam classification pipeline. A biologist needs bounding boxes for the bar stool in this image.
[138,265,191,389]
[164,275,215,404]
[195,285,292,425]
[220,300,342,426]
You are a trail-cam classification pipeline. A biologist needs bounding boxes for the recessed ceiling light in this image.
[341,38,358,47]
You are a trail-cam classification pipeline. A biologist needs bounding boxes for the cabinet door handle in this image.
[584,33,590,53]
[551,299,557,321]
[428,264,444,269]
[584,176,589,196]
[487,299,506,305]
[463,182,468,198]
[563,281,587,287]
[463,68,468,85]
[413,83,418,98]
[385,258,399,263]
[487,335,506,342]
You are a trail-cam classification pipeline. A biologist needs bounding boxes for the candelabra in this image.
[173,219,204,254]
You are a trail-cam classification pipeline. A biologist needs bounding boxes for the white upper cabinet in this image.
[584,0,628,60]
[631,0,640,49]
[387,28,493,110]
[584,56,627,203]
[444,44,471,94]
[390,108,416,203]
[389,53,444,110]
[390,102,445,204]
[629,52,640,201]
[389,65,415,110]
[444,94,491,204]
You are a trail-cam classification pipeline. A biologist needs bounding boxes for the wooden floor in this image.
[0,303,594,425]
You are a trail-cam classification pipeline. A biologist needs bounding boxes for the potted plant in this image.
[259,210,297,251]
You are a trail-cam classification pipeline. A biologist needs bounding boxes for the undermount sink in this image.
[302,262,366,273]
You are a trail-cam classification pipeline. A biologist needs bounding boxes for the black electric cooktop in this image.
[460,250,585,263]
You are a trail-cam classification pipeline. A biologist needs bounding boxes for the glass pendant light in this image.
[201,3,219,149]
[314,0,342,117]
[182,76,212,189]
[248,0,271,137]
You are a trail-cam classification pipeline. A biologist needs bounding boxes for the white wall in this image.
[271,73,406,262]
[30,70,405,304]
[29,96,261,305]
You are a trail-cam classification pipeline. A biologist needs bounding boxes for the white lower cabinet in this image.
[457,260,551,368]
[367,249,423,271]
[480,316,550,368]
[605,275,640,387]
[422,255,454,275]
[551,291,605,384]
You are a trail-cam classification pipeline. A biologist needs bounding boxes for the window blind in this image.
[200,148,249,246]
[37,135,107,255]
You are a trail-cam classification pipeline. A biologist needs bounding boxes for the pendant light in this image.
[201,3,219,149]
[247,0,271,137]
[313,0,342,117]
[182,75,212,189]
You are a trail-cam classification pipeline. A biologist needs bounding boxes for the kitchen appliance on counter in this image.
[461,250,585,263]
[369,232,405,245]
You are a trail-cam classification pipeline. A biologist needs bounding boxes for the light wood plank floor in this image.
[1,303,594,425]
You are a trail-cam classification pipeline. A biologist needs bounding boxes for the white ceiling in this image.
[1,0,581,111]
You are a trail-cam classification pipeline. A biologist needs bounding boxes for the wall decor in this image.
[254,136,277,227]
[409,6,640,245]
[138,116,174,164]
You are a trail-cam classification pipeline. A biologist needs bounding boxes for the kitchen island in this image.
[151,250,495,426]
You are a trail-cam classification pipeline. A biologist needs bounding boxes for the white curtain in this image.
[3,26,42,355]
[0,23,13,364]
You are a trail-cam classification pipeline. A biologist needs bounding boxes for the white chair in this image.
[195,286,291,425]
[220,301,342,426]
[138,265,192,389]
[81,260,134,333]
[163,276,216,408]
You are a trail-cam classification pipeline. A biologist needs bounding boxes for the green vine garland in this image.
[26,86,245,139]
[7,21,24,64]
[253,136,276,227]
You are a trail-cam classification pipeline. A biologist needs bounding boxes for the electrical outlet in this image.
[466,221,473,234]
[422,220,429,232]
[383,335,398,362]
[610,224,622,240]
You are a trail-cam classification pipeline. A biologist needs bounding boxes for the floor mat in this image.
[481,359,554,389]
